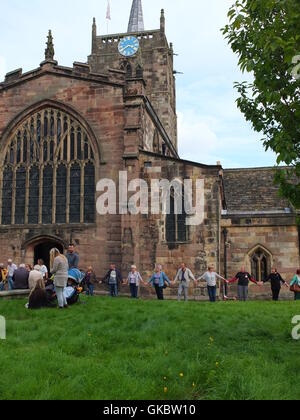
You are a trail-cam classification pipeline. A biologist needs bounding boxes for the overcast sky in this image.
[0,0,277,168]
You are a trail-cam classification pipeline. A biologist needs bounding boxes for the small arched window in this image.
[126,64,132,78]
[250,247,271,282]
[0,107,96,226]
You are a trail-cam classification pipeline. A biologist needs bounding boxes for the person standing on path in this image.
[198,266,226,303]
[227,266,259,301]
[126,265,145,299]
[66,244,79,269]
[290,269,300,301]
[85,266,97,297]
[173,263,196,302]
[50,248,69,309]
[264,268,289,301]
[104,264,123,297]
[148,265,171,301]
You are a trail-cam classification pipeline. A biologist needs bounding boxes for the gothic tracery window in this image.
[0,108,96,226]
[250,247,271,282]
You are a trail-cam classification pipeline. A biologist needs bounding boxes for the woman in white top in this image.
[198,266,226,302]
[125,265,145,299]
[38,259,48,280]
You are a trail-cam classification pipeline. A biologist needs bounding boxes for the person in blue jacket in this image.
[148,265,171,300]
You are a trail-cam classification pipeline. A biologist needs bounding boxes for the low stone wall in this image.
[0,290,30,300]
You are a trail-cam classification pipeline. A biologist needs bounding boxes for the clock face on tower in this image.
[118,36,140,57]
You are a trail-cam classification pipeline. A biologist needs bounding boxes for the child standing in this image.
[85,266,97,296]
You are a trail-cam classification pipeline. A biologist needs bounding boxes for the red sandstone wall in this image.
[0,67,126,276]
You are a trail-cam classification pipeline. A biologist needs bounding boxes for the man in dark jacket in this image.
[227,266,259,301]
[13,264,29,290]
[264,268,288,301]
[104,264,123,297]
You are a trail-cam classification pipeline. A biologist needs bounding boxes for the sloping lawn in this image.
[0,297,299,400]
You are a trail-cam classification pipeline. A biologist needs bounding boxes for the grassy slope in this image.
[0,297,299,400]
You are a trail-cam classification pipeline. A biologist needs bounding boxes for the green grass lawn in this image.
[0,296,299,400]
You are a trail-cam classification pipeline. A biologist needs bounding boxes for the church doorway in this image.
[34,241,64,272]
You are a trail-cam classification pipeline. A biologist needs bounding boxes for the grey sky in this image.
[0,0,277,168]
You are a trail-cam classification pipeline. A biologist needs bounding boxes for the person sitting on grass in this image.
[25,264,33,272]
[148,265,171,301]
[27,278,56,310]
[0,263,8,292]
[13,264,29,290]
[28,265,43,290]
[85,266,97,297]
[290,269,300,301]
[104,264,123,298]
[198,266,226,303]
[125,265,146,299]
[226,266,260,302]
[7,259,17,291]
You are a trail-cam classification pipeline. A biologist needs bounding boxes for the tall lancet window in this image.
[0,107,96,226]
[165,188,188,245]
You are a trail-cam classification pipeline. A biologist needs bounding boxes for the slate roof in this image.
[223,167,291,214]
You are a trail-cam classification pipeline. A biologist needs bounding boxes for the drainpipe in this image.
[223,228,228,296]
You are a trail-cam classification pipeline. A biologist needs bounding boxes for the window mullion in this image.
[38,166,43,224]
[66,165,70,224]
[20,126,24,164]
[11,167,16,225]
[80,163,84,223]
[67,117,71,163]
[24,167,29,224]
[52,165,57,224]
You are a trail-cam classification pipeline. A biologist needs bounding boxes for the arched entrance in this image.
[23,236,66,272]
[34,241,64,272]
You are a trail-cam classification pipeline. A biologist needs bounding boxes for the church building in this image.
[0,0,299,298]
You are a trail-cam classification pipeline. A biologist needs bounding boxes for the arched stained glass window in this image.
[0,107,96,226]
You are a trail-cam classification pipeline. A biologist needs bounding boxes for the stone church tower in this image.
[88,2,178,149]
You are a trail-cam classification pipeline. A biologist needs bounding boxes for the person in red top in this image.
[226,266,259,301]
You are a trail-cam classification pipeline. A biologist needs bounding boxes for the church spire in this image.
[128,0,144,33]
[45,30,55,61]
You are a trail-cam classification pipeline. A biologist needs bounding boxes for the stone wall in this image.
[0,62,126,275]
[127,152,223,281]
[0,60,179,280]
[220,217,299,300]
